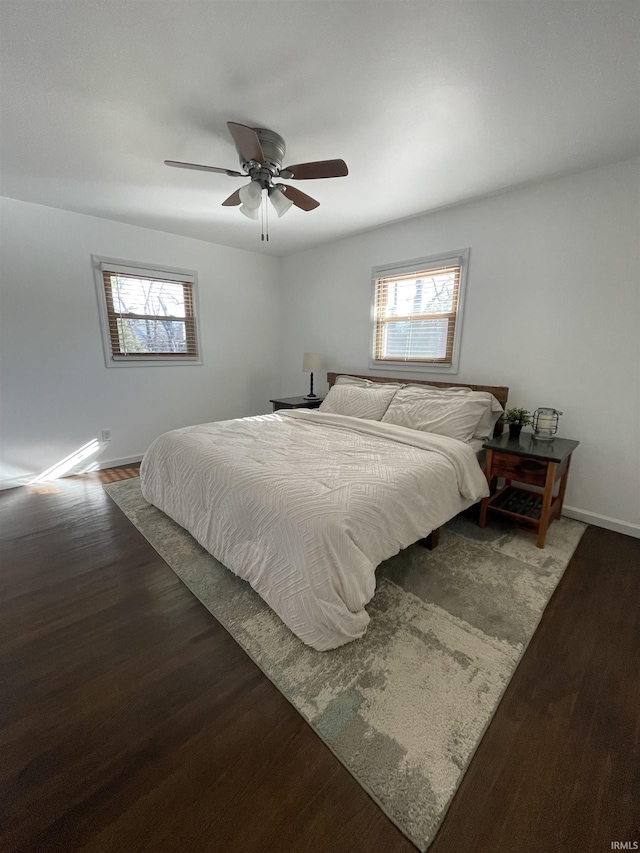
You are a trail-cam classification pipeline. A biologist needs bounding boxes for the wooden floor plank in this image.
[1,467,638,852]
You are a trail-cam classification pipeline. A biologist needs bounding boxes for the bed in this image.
[140,373,509,651]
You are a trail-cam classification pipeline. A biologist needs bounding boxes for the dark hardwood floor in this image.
[1,467,638,852]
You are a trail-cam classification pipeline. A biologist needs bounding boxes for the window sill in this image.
[368,359,459,375]
[106,356,203,368]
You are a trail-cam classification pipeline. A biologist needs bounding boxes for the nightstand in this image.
[478,433,579,548]
[270,396,324,412]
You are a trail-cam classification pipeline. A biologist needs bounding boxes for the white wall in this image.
[0,197,282,487]
[280,158,640,535]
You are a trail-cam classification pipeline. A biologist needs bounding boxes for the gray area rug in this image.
[105,478,586,850]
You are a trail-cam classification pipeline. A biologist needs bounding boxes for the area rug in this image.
[104,478,586,850]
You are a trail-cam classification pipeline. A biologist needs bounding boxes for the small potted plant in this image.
[502,407,532,440]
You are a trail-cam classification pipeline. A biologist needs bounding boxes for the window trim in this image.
[368,248,469,375]
[92,256,203,367]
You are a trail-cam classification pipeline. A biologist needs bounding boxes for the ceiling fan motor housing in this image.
[241,127,286,188]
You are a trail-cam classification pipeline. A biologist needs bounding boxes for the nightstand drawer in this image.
[491,451,549,486]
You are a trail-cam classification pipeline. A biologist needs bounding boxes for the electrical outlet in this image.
[101,429,112,442]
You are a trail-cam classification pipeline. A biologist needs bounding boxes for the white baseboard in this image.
[0,475,32,491]
[0,454,144,491]
[562,505,640,540]
[96,453,143,470]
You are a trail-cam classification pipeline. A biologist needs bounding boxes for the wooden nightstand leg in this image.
[536,461,558,548]
[555,454,572,518]
[479,449,493,528]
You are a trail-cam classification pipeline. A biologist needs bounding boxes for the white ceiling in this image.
[1,1,639,257]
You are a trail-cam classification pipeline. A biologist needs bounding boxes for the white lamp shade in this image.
[239,203,259,220]
[302,352,322,372]
[239,181,262,210]
[269,186,294,218]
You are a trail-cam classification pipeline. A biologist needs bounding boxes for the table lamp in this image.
[302,352,322,400]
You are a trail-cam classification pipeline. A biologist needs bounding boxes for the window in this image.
[371,249,468,374]
[94,257,201,366]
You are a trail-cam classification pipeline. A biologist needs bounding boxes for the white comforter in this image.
[140,410,489,651]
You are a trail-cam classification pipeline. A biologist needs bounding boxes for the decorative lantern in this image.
[532,408,562,441]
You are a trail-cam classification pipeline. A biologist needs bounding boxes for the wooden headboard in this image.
[326,372,509,435]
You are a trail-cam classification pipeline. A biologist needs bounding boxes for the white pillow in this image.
[472,395,504,439]
[335,375,403,391]
[381,386,490,442]
[400,384,503,439]
[320,384,398,420]
[335,375,372,387]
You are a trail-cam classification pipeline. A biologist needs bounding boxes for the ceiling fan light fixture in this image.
[239,203,260,220]
[269,186,294,218]
[238,181,262,210]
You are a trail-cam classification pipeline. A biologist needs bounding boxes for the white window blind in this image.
[372,252,468,370]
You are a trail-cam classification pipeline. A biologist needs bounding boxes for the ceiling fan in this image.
[165,121,348,238]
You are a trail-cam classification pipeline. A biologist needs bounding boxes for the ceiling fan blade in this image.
[221,189,242,206]
[165,160,243,177]
[281,159,348,180]
[279,185,320,211]
[227,122,265,165]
